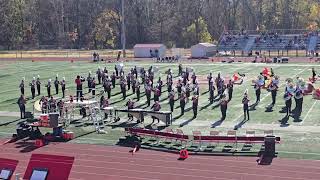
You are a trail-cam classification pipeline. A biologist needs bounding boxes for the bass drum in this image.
[34,100,42,112]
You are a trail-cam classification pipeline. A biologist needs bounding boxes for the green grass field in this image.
[1,60,320,160]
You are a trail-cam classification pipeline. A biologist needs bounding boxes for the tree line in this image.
[0,0,319,50]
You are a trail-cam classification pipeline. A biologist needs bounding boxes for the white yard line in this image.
[232,66,309,122]
[301,101,318,125]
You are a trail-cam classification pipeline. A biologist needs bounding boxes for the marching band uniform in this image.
[19,80,25,95]
[126,99,134,121]
[127,73,131,90]
[75,75,85,101]
[254,75,264,103]
[294,85,304,119]
[157,77,163,96]
[176,79,182,97]
[312,68,316,82]
[54,76,59,94]
[115,65,119,76]
[91,78,96,96]
[100,96,109,119]
[145,84,152,107]
[87,72,92,93]
[136,83,141,101]
[30,78,36,99]
[207,72,213,91]
[209,79,215,104]
[97,68,102,84]
[57,99,64,117]
[192,95,199,118]
[17,95,26,119]
[227,80,234,101]
[132,77,136,94]
[242,91,250,120]
[49,96,57,112]
[46,79,51,97]
[169,90,175,112]
[151,101,161,123]
[36,76,41,95]
[191,73,197,85]
[40,96,47,113]
[182,72,187,86]
[185,83,191,102]
[178,64,183,76]
[153,87,161,102]
[60,78,66,98]
[104,77,112,99]
[120,80,127,100]
[270,76,279,106]
[220,95,228,121]
[180,92,186,115]
[284,90,293,117]
[111,72,116,88]
[167,78,173,94]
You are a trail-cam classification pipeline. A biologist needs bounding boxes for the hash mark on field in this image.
[301,101,317,125]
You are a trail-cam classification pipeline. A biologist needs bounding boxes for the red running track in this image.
[1,139,320,180]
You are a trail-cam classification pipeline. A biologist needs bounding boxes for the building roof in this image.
[197,43,216,47]
[134,44,165,48]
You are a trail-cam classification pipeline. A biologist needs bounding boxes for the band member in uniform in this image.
[115,65,119,76]
[57,99,64,117]
[19,79,25,95]
[176,78,182,97]
[220,94,228,121]
[17,95,26,119]
[180,92,186,115]
[40,96,48,113]
[191,72,197,85]
[30,77,36,99]
[97,67,102,84]
[75,75,85,101]
[284,84,294,117]
[87,72,92,93]
[104,77,112,99]
[120,79,127,100]
[185,82,191,103]
[126,72,131,90]
[269,75,279,106]
[169,89,175,112]
[153,86,161,102]
[60,77,66,98]
[132,76,136,94]
[242,90,250,120]
[253,75,264,103]
[46,79,52,97]
[312,68,316,83]
[192,94,199,118]
[178,64,183,76]
[209,79,215,104]
[227,79,234,101]
[145,83,152,106]
[91,77,96,96]
[111,72,116,88]
[207,72,213,91]
[36,75,41,95]
[54,75,59,95]
[151,101,161,123]
[136,82,141,101]
[49,96,57,112]
[126,99,134,121]
[294,80,304,119]
[157,77,163,96]
[100,95,109,119]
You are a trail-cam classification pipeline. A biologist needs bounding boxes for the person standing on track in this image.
[17,94,26,119]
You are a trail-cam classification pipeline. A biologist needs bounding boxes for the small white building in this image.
[191,43,217,58]
[134,44,166,58]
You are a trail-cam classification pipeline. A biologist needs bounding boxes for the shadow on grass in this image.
[179,117,196,127]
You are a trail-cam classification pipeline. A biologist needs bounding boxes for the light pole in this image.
[121,0,126,58]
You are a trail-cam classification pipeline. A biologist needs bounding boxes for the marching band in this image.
[17,63,318,125]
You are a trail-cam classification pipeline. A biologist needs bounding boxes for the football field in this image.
[1,60,320,160]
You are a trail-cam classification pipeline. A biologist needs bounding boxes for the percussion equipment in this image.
[40,114,49,121]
